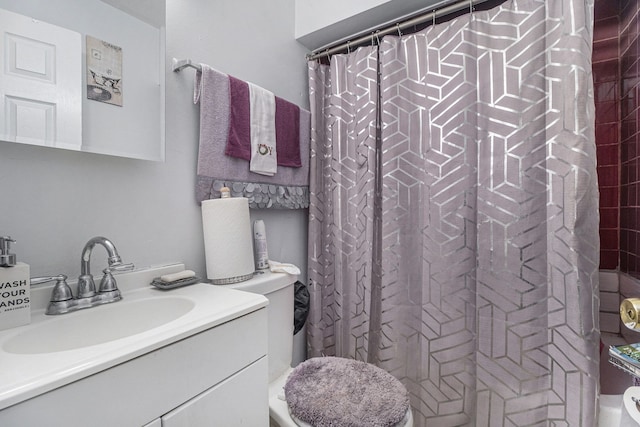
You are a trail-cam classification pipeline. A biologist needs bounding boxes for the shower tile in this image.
[622,53,639,79]
[595,0,619,21]
[597,123,619,146]
[622,77,639,98]
[600,271,620,292]
[601,229,619,251]
[622,55,639,80]
[600,312,621,334]
[620,270,640,297]
[596,81,618,103]
[594,39,620,63]
[621,94,635,119]
[621,251,630,271]
[621,207,633,228]
[601,290,620,312]
[627,162,637,182]
[593,60,620,83]
[601,208,619,228]
[621,1,639,39]
[596,17,620,41]
[598,165,619,186]
[596,100,618,124]
[622,119,636,141]
[600,186,619,208]
[597,144,619,166]
[629,253,637,275]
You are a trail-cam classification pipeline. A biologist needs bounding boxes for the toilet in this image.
[228,271,413,426]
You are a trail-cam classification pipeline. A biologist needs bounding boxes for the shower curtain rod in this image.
[307,0,491,60]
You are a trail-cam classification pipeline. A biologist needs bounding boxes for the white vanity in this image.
[0,264,269,426]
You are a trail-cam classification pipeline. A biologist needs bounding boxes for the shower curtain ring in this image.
[396,23,402,37]
[347,41,351,53]
[469,0,474,13]
[375,30,381,45]
[432,10,436,26]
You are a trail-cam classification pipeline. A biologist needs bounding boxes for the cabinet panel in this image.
[0,309,267,427]
[162,357,268,427]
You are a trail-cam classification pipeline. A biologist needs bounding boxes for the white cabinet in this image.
[0,308,268,427]
[161,357,267,426]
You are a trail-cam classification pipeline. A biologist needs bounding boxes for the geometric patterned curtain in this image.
[307,0,599,425]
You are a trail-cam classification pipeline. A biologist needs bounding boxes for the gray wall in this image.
[0,0,309,290]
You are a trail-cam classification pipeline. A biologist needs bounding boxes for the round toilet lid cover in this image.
[284,356,410,427]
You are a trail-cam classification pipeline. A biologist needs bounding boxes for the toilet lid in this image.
[284,357,410,427]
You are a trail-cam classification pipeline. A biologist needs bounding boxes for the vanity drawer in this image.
[0,307,268,427]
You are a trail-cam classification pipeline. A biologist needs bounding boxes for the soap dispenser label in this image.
[0,262,30,331]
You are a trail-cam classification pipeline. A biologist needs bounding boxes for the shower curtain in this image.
[307,0,599,425]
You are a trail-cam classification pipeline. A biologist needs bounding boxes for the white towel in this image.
[248,83,277,176]
[268,260,301,275]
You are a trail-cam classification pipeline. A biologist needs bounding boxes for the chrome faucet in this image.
[32,237,134,315]
[77,236,134,302]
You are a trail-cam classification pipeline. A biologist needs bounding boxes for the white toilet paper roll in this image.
[622,387,640,426]
[202,197,255,284]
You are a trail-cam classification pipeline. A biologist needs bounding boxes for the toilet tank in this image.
[227,271,296,382]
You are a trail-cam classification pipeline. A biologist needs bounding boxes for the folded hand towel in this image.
[275,97,301,167]
[268,260,301,275]
[225,76,252,159]
[248,83,277,176]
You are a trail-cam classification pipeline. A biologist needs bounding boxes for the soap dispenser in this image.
[0,236,30,330]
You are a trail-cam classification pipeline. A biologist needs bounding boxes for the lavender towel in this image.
[194,64,310,206]
[225,76,252,159]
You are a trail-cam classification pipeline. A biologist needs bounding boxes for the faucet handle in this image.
[97,268,123,302]
[99,268,118,292]
[31,275,73,302]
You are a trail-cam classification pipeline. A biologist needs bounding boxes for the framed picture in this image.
[86,35,122,106]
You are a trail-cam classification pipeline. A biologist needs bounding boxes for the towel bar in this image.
[172,58,202,72]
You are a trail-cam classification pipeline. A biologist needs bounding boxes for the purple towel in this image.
[225,81,302,168]
[275,96,301,168]
[225,76,252,159]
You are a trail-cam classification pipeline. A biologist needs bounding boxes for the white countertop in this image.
[0,264,272,411]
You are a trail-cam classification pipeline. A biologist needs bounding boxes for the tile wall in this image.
[594,0,621,271]
[620,0,640,276]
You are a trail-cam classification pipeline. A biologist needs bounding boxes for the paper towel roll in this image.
[621,298,640,330]
[202,197,255,284]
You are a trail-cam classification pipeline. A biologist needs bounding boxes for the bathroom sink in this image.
[0,264,269,412]
[3,296,195,354]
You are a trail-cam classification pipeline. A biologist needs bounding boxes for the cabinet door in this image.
[162,357,268,427]
[0,8,82,149]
